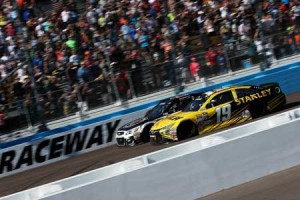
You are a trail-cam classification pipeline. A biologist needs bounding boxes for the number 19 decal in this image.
[216,104,232,123]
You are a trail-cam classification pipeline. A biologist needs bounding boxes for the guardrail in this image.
[2,108,300,200]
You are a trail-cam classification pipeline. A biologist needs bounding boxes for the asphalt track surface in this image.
[0,93,299,199]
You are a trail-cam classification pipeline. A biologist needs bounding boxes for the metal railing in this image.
[0,30,299,137]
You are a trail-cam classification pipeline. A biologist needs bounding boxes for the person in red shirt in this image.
[5,22,16,37]
[115,71,131,101]
[205,48,218,76]
[152,0,162,11]
[280,3,287,12]
[189,57,200,82]
[83,51,92,67]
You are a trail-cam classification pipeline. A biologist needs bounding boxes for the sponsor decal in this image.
[197,115,204,130]
[167,116,183,121]
[197,112,211,130]
[235,89,271,105]
[0,120,120,174]
[202,112,209,120]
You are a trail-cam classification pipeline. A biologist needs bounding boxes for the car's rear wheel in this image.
[177,121,198,141]
[250,102,267,119]
[273,97,286,112]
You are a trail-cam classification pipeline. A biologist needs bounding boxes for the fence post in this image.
[76,84,86,119]
[256,5,270,71]
[25,52,49,132]
[104,48,121,103]
[23,100,33,130]
[127,72,137,99]
[223,44,232,74]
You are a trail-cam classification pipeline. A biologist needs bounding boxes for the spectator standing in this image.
[215,50,227,74]
[66,35,77,51]
[189,57,200,82]
[115,71,131,101]
[12,77,25,101]
[32,51,43,73]
[77,62,90,83]
[61,7,71,28]
[205,47,218,76]
[291,2,300,26]
[175,52,189,84]
[138,30,150,53]
[69,50,80,65]
[59,87,76,116]
[94,72,112,105]
[66,63,78,84]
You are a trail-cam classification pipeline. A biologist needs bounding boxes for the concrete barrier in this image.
[2,108,300,200]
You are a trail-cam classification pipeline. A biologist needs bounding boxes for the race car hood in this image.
[118,117,149,131]
[151,112,188,130]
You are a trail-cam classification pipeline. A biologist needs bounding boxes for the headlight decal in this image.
[161,123,175,131]
[127,126,141,135]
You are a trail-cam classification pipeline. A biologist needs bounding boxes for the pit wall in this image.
[0,60,299,178]
[2,108,300,200]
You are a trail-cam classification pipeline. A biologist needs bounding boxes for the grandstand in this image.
[0,0,299,141]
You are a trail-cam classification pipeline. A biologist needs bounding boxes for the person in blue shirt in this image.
[215,50,227,75]
[128,25,137,42]
[77,62,90,83]
[138,30,150,52]
[32,52,43,73]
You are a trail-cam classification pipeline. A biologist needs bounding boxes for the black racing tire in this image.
[273,98,287,112]
[128,137,136,146]
[177,121,198,141]
[140,125,152,143]
[250,102,267,119]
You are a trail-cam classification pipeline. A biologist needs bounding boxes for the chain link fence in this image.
[226,30,300,71]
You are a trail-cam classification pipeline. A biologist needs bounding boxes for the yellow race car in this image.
[150,83,286,144]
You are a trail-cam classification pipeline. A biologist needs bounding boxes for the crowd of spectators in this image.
[0,0,300,131]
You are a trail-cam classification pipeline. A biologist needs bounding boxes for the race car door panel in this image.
[200,90,235,133]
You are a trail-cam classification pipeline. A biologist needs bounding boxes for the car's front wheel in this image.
[140,125,152,143]
[177,121,198,141]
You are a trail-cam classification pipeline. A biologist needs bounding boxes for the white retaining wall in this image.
[2,108,300,200]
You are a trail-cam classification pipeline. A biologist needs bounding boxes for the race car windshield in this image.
[146,101,172,119]
[183,96,207,112]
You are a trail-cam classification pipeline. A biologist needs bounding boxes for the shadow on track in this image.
[283,102,300,110]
